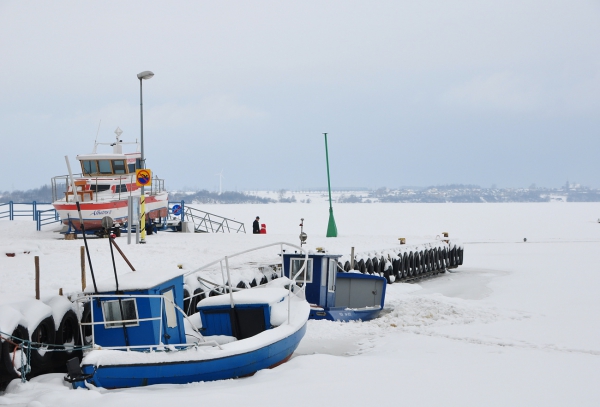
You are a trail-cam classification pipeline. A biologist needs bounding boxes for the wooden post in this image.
[80,246,86,291]
[350,247,355,269]
[59,288,63,296]
[35,256,40,300]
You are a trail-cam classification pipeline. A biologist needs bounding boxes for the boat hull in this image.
[53,192,168,231]
[77,322,307,389]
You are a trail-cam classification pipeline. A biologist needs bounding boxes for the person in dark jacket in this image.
[253,216,260,234]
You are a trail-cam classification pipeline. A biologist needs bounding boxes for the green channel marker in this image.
[324,133,338,237]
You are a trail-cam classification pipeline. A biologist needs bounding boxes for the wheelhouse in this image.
[78,153,142,176]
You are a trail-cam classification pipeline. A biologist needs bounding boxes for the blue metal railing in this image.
[0,201,61,230]
[0,201,13,220]
[36,208,61,231]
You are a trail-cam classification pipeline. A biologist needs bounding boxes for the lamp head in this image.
[137,71,154,80]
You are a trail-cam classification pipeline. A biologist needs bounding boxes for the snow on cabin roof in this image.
[77,153,140,161]
[197,287,289,308]
[85,268,184,293]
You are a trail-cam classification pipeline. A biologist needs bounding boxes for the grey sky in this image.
[1,1,599,191]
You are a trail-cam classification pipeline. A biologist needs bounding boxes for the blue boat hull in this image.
[309,307,382,322]
[78,323,307,389]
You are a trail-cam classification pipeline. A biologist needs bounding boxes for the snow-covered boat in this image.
[65,242,310,389]
[51,133,168,232]
[283,252,386,322]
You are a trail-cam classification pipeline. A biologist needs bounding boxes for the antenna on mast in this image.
[216,170,224,195]
[94,119,102,144]
[92,120,102,153]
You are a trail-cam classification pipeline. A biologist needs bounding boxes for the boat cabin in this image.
[195,288,289,340]
[282,252,386,321]
[78,153,141,176]
[86,271,186,348]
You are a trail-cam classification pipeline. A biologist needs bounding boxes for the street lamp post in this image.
[137,70,154,243]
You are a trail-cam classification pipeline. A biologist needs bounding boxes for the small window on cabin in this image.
[328,259,337,292]
[290,258,313,283]
[127,163,136,173]
[102,299,139,328]
[98,160,112,174]
[162,289,178,328]
[82,161,98,175]
[115,184,128,193]
[113,160,126,174]
[136,158,142,169]
[90,184,111,192]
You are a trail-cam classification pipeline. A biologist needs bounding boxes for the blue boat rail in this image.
[76,242,309,352]
[185,241,309,323]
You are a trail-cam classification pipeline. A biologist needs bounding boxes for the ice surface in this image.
[1,202,599,406]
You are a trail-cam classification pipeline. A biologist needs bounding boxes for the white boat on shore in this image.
[51,133,168,233]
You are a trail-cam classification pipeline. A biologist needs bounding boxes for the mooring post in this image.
[34,256,40,300]
[350,246,355,269]
[80,246,86,291]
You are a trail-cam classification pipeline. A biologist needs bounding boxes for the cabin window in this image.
[114,184,128,193]
[162,289,178,328]
[102,299,139,328]
[82,160,98,175]
[113,160,126,174]
[90,184,111,192]
[127,163,136,173]
[328,259,337,292]
[290,258,313,283]
[98,160,112,174]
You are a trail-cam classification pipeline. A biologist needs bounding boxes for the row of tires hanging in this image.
[341,243,464,284]
[0,304,82,390]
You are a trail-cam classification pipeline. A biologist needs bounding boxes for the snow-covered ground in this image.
[1,202,600,406]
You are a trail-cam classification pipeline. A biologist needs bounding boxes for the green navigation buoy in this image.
[324,133,338,237]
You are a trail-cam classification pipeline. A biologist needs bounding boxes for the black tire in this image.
[414,252,421,276]
[449,247,457,268]
[383,262,392,284]
[183,288,191,315]
[80,302,93,347]
[366,258,373,274]
[344,261,351,272]
[358,259,366,274]
[29,316,56,377]
[408,252,415,277]
[372,257,379,276]
[423,250,429,274]
[402,253,408,278]
[458,248,464,265]
[259,275,268,285]
[0,325,29,382]
[440,248,447,272]
[392,258,400,280]
[51,310,82,373]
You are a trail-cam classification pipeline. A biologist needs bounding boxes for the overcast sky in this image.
[1,1,599,192]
